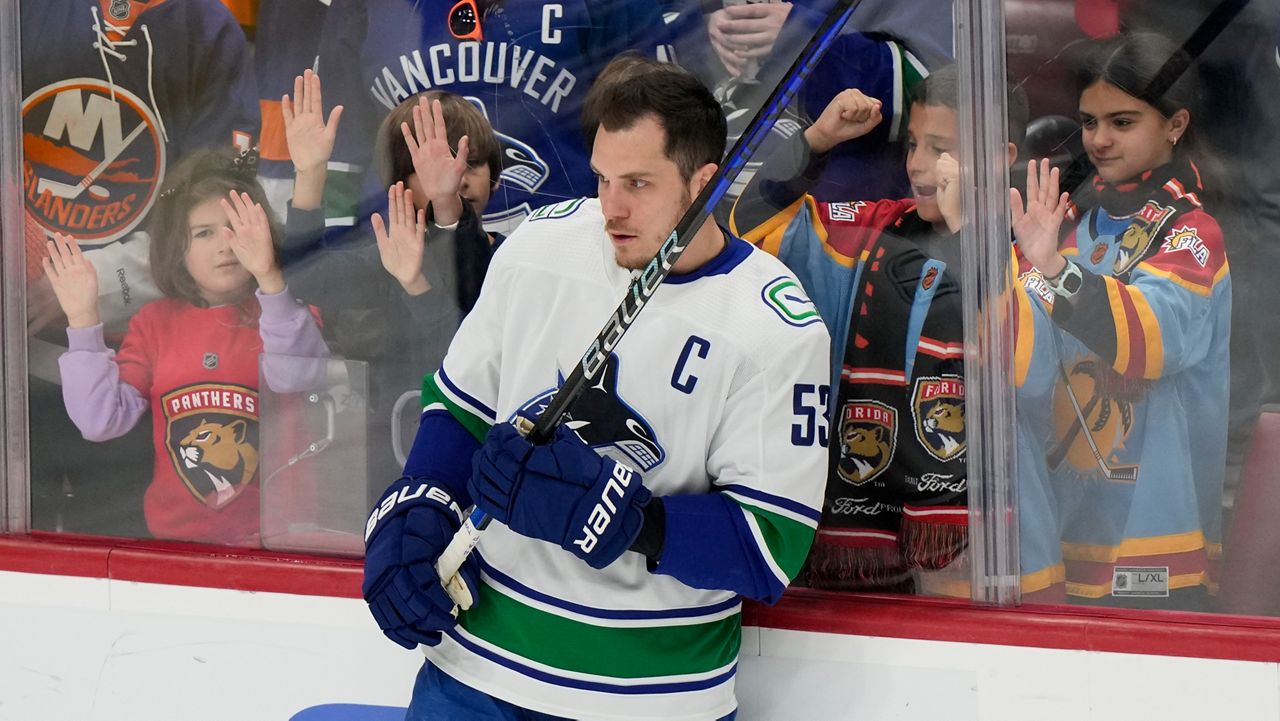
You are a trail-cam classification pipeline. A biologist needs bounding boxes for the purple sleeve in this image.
[59,325,148,442]
[257,286,332,394]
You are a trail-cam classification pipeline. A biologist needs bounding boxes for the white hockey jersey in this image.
[419,197,830,720]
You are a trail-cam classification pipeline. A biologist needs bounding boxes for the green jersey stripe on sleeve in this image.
[735,500,817,582]
[422,372,492,442]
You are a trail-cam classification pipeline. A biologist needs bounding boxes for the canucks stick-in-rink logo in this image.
[515,353,666,472]
[22,79,166,246]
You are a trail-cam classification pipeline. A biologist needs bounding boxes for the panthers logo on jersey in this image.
[162,383,259,508]
[836,400,896,486]
[22,79,166,247]
[515,352,666,472]
[1113,200,1174,275]
[912,376,966,462]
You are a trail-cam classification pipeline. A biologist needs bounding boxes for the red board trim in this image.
[7,533,1280,661]
[0,533,363,598]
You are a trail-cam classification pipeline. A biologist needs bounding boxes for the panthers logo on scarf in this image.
[912,376,966,462]
[836,400,896,486]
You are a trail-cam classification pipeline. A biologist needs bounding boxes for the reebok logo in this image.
[572,462,635,555]
[365,483,464,542]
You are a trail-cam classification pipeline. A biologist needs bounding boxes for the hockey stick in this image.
[37,121,146,201]
[434,0,862,609]
[1050,360,1137,483]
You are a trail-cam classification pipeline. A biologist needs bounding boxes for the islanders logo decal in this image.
[836,400,896,486]
[22,79,166,247]
[162,384,259,508]
[911,376,966,462]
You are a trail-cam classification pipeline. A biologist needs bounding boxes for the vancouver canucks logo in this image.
[455,96,548,195]
[762,276,821,328]
[22,79,166,247]
[837,400,896,486]
[515,353,665,472]
[497,129,549,195]
[912,376,966,462]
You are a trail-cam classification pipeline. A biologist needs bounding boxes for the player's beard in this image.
[611,187,693,271]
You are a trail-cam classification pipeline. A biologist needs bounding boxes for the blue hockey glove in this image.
[362,478,480,649]
[470,423,652,569]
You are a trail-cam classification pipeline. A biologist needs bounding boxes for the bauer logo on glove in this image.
[471,422,652,569]
[365,481,465,542]
[572,460,638,554]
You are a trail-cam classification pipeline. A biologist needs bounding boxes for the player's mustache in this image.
[604,222,637,236]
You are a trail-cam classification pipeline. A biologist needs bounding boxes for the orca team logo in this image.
[912,376,966,462]
[515,353,666,472]
[162,384,259,508]
[836,400,896,486]
[459,96,549,195]
[22,79,165,247]
[497,129,550,194]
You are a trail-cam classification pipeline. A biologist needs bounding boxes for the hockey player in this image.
[362,63,829,719]
[1012,33,1230,610]
[311,0,678,235]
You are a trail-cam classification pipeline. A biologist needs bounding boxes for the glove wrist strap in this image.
[628,496,666,566]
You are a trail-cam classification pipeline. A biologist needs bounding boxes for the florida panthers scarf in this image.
[805,212,970,593]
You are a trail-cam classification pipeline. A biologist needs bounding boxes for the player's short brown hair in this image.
[591,61,726,182]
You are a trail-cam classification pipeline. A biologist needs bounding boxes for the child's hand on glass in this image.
[222,191,284,294]
[43,232,100,329]
[282,68,343,176]
[402,97,468,224]
[373,182,430,296]
[1010,158,1070,277]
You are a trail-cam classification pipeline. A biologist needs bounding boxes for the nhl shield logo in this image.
[836,400,897,486]
[202,352,219,370]
[912,376,966,462]
[921,266,939,290]
[162,384,259,508]
[22,79,166,247]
